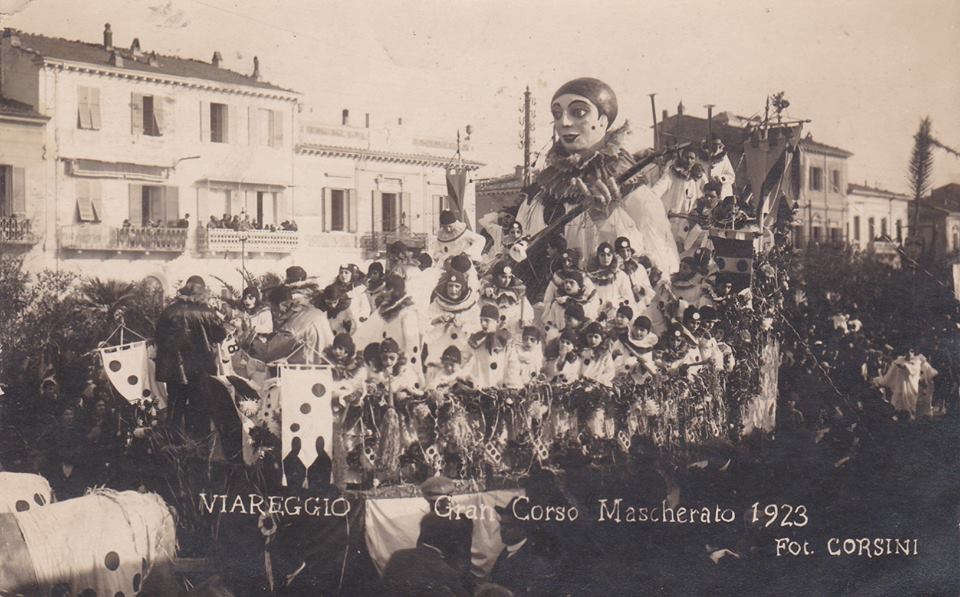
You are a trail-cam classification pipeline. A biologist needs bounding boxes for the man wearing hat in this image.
[434,209,485,263]
[156,275,228,439]
[490,497,562,595]
[380,511,471,597]
[513,77,679,277]
[419,476,474,578]
[250,286,335,366]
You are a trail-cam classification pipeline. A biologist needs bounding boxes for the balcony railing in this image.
[0,217,37,245]
[199,228,300,253]
[60,225,188,252]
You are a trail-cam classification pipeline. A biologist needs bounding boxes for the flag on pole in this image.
[99,341,167,407]
[446,166,468,224]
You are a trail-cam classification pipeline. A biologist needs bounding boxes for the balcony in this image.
[60,225,188,253]
[198,228,300,254]
[0,217,37,245]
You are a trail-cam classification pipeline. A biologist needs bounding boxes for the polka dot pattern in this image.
[33,493,45,506]
[290,423,300,433]
[15,499,29,512]
[104,551,120,571]
[311,383,326,397]
[300,403,312,415]
[108,360,122,372]
[127,375,139,385]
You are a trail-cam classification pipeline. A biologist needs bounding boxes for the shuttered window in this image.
[77,86,101,130]
[321,188,357,232]
[0,166,26,217]
[76,179,102,222]
[131,94,165,136]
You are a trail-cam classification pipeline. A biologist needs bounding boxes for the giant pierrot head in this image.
[551,77,618,155]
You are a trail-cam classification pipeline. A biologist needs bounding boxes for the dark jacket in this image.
[155,297,227,384]
[490,535,562,596]
[381,545,470,597]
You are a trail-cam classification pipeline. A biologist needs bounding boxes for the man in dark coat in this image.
[380,514,470,597]
[489,497,563,596]
[155,275,227,439]
[419,476,474,580]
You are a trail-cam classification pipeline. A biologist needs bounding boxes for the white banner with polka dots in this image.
[99,341,167,408]
[0,472,51,513]
[279,364,336,481]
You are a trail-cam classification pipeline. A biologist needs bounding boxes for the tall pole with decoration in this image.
[519,86,536,185]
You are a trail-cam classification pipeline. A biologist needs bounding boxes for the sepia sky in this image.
[3,0,959,192]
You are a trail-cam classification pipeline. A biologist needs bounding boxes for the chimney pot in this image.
[397,117,403,126]
[3,29,22,47]
[130,37,142,58]
[103,23,113,50]
[251,56,261,81]
[365,113,370,128]
[109,50,124,67]
[342,109,350,126]
[148,51,159,67]
[212,51,223,68]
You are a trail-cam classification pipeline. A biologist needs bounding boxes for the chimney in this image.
[130,38,142,59]
[211,51,223,68]
[3,29,22,47]
[364,113,370,128]
[148,51,159,67]
[341,109,350,126]
[397,117,403,126]
[251,56,261,81]
[109,50,124,67]
[103,23,113,50]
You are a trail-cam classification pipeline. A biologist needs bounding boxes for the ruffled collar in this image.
[535,123,640,208]
[431,288,477,313]
[482,280,526,304]
[437,221,467,243]
[378,294,414,322]
[587,260,619,287]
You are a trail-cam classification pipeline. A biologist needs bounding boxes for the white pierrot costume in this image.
[354,276,423,363]
[479,264,535,337]
[467,329,511,389]
[422,271,481,366]
[587,246,636,323]
[541,271,601,339]
[503,339,545,388]
[433,218,486,263]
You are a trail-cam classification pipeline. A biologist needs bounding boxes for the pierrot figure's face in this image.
[442,358,457,375]
[480,317,496,332]
[563,278,580,295]
[243,294,257,309]
[564,315,582,330]
[599,252,614,267]
[552,94,608,154]
[382,352,399,369]
[332,346,347,360]
[587,333,602,348]
[446,280,464,299]
[559,339,575,353]
[522,335,540,351]
[339,269,352,284]
[615,315,630,328]
[634,327,649,340]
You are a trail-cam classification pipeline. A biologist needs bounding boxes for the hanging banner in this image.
[0,472,51,513]
[99,341,167,408]
[446,166,467,219]
[279,365,336,485]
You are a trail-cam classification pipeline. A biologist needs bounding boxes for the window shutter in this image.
[130,93,144,135]
[225,104,235,144]
[129,184,143,226]
[154,96,166,136]
[77,87,92,129]
[76,180,96,222]
[200,101,210,142]
[164,186,180,225]
[89,87,102,130]
[372,190,382,232]
[272,110,284,147]
[348,189,358,233]
[400,192,412,230]
[322,187,331,232]
[90,180,103,221]
[12,167,26,217]
[248,106,258,145]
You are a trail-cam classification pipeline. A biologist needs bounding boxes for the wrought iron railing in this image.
[0,217,37,245]
[60,225,188,252]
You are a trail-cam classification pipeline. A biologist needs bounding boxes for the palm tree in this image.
[908,117,934,228]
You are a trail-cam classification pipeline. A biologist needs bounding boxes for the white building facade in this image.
[1,26,300,292]
[845,183,910,249]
